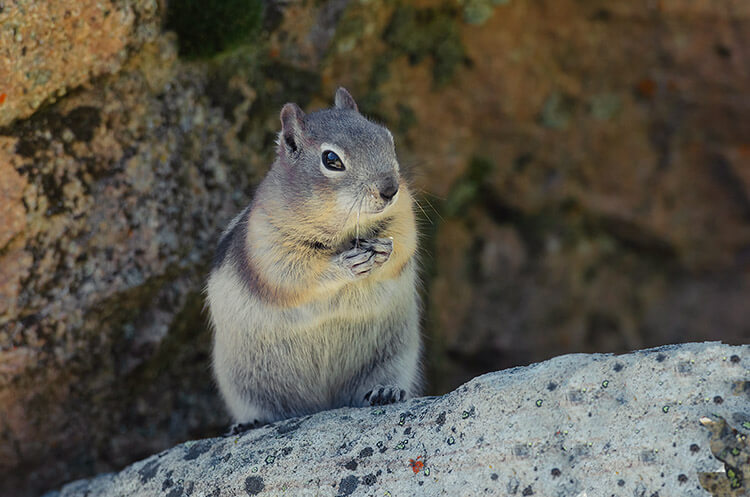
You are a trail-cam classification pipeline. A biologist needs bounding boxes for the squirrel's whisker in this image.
[416,188,445,201]
[417,194,444,223]
[339,188,363,236]
[413,198,432,224]
[355,192,366,248]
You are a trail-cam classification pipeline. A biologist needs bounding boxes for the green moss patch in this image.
[383,4,468,87]
[166,0,264,58]
[444,156,495,216]
[539,91,577,129]
[204,46,321,155]
[460,0,510,25]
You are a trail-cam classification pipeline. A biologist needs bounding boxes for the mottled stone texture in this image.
[0,36,266,496]
[46,343,750,497]
[0,0,162,126]
[2,0,750,495]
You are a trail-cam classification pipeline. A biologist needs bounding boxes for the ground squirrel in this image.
[206,88,421,428]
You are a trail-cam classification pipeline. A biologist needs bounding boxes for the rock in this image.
[0,0,161,127]
[46,342,750,497]
[0,35,259,497]
[0,138,28,248]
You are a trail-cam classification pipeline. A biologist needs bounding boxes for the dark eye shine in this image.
[322,150,345,171]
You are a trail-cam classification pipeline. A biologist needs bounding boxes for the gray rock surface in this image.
[47,342,749,496]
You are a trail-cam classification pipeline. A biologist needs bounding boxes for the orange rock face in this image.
[0,0,161,127]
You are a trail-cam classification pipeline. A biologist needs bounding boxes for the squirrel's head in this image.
[272,87,404,240]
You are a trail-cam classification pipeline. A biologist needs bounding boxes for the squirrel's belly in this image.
[209,258,419,422]
[265,290,415,410]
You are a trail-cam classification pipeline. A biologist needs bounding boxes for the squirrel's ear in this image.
[334,87,358,112]
[279,103,306,155]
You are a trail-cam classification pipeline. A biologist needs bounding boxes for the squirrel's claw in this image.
[364,385,406,406]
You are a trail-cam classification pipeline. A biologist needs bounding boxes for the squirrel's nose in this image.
[379,182,399,202]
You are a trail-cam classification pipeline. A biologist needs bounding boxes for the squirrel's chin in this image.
[338,211,392,244]
[363,207,386,216]
[358,207,391,222]
[365,198,398,216]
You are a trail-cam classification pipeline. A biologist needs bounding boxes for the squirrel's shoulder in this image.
[212,205,251,270]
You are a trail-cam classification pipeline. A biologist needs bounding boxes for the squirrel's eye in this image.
[322,150,345,171]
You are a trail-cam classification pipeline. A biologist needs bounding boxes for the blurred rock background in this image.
[0,0,748,495]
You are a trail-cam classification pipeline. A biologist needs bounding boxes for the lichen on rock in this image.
[0,33,266,497]
[0,0,162,127]
[45,343,750,497]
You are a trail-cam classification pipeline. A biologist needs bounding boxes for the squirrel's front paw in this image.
[337,238,392,277]
[364,384,406,406]
[357,238,393,257]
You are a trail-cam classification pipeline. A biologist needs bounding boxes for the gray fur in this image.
[207,88,421,425]
[334,87,358,112]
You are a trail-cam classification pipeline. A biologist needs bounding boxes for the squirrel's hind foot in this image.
[224,420,264,437]
[364,385,406,406]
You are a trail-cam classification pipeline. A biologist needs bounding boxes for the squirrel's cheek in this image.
[334,194,355,220]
